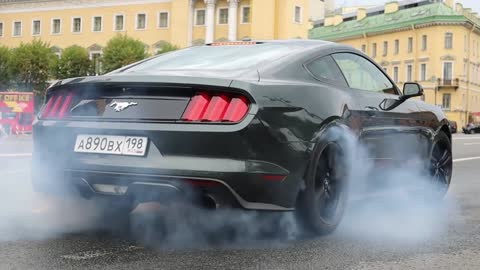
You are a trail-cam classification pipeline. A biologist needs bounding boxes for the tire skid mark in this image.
[61,246,144,261]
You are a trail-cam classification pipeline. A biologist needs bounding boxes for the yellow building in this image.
[0,0,315,48]
[310,0,480,128]
[0,0,318,73]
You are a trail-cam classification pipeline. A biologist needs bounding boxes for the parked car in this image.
[32,40,453,235]
[463,123,480,134]
[449,120,458,134]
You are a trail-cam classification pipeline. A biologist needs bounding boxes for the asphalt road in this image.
[1,134,480,269]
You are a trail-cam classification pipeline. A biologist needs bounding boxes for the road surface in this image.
[1,134,480,269]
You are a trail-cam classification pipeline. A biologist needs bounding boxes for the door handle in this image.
[365,106,379,111]
[365,106,379,116]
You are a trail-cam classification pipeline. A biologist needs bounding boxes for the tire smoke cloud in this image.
[0,127,456,248]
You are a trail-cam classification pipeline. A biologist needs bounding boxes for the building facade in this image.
[0,0,318,67]
[310,0,480,127]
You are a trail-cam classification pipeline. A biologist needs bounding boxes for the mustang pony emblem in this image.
[109,101,138,112]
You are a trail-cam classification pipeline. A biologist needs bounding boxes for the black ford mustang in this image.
[33,40,452,234]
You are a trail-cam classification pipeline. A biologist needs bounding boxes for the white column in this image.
[205,0,217,44]
[187,0,196,46]
[228,0,239,41]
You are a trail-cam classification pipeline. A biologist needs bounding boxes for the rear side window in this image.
[306,56,348,87]
[332,53,397,95]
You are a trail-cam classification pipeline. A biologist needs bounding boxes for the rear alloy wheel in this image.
[297,142,348,235]
[429,132,452,199]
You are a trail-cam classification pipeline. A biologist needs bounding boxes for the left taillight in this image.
[41,93,74,119]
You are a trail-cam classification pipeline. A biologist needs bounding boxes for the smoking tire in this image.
[427,131,453,200]
[296,127,350,235]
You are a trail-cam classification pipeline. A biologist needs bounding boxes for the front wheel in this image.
[428,131,453,199]
[296,142,348,235]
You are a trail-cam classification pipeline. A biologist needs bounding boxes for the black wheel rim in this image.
[430,140,452,193]
[314,144,345,225]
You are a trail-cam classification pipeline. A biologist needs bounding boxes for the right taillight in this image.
[181,92,250,123]
[41,93,74,119]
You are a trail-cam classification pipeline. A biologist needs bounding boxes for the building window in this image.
[408,37,413,53]
[372,43,377,57]
[241,6,251,23]
[383,41,388,56]
[443,62,453,81]
[13,21,22,37]
[407,64,413,82]
[218,8,228,24]
[52,19,61,34]
[93,16,102,32]
[394,39,399,54]
[158,12,169,28]
[72,17,82,33]
[115,15,124,31]
[0,22,3,37]
[420,63,427,81]
[195,9,206,26]
[442,93,451,110]
[32,20,41,35]
[90,52,103,75]
[445,32,453,49]
[294,6,302,23]
[421,35,427,51]
[136,13,146,30]
[361,44,366,53]
[393,66,399,83]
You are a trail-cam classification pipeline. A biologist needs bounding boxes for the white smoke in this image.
[0,127,458,248]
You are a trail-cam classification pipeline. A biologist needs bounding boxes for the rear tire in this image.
[296,141,349,235]
[427,131,452,200]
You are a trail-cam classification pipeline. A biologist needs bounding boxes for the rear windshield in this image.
[119,44,296,72]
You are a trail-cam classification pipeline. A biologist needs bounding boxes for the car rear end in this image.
[32,72,308,212]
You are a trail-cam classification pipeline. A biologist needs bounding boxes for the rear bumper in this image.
[32,158,302,211]
[32,118,310,211]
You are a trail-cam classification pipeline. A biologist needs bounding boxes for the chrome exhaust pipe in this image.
[203,194,220,209]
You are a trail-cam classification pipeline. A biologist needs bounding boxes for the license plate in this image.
[74,135,148,156]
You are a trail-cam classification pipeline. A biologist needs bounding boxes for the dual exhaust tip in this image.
[91,182,221,210]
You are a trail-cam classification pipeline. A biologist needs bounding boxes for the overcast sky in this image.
[337,0,480,13]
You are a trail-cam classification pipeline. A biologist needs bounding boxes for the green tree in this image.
[102,35,147,73]
[156,42,179,55]
[0,46,12,90]
[55,45,91,79]
[10,39,57,95]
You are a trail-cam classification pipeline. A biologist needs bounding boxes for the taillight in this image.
[181,92,250,123]
[41,93,74,119]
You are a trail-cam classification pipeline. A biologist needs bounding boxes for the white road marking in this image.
[464,142,480,146]
[453,136,480,140]
[453,156,480,163]
[61,246,144,261]
[0,153,32,157]
[0,170,28,176]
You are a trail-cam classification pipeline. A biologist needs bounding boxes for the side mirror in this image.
[379,83,424,111]
[403,82,424,98]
